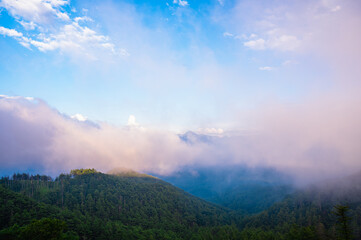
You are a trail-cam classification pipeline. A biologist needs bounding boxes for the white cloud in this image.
[19,41,31,49]
[0,19,127,59]
[71,113,87,122]
[26,22,112,54]
[2,95,361,183]
[249,33,257,39]
[119,48,130,56]
[126,115,146,131]
[0,26,23,37]
[282,60,296,66]
[0,94,34,101]
[331,5,341,12]
[237,1,351,54]
[244,35,300,51]
[173,0,189,7]
[235,0,361,82]
[223,32,234,38]
[223,32,257,40]
[218,0,224,6]
[320,0,342,13]
[0,0,70,25]
[0,26,32,48]
[18,20,37,30]
[127,115,138,126]
[0,0,128,60]
[197,128,224,135]
[267,34,300,51]
[244,38,266,50]
[259,66,274,71]
[0,98,199,176]
[74,16,93,23]
[100,43,130,57]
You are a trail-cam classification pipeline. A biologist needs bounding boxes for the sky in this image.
[1,0,361,183]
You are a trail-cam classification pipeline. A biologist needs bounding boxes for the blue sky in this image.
[0,0,333,130]
[1,0,361,180]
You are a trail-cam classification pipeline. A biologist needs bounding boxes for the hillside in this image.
[2,169,361,239]
[242,171,361,239]
[158,165,293,214]
[0,185,81,239]
[0,170,241,239]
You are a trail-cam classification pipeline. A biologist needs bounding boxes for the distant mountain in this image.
[178,131,217,145]
[173,131,294,214]
[157,165,293,214]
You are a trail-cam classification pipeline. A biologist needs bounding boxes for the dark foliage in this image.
[1,169,361,239]
[1,170,239,239]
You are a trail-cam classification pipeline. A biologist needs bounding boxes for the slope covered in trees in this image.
[158,165,293,214]
[241,171,361,239]
[0,170,241,239]
[1,169,361,239]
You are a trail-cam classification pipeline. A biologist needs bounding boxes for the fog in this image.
[1,92,361,185]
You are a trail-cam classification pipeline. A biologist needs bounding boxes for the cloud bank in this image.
[0,95,200,176]
[1,93,361,185]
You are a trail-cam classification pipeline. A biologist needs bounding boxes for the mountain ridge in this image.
[1,169,361,239]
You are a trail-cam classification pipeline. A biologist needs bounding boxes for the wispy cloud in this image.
[0,26,23,37]
[0,0,70,25]
[71,113,87,122]
[197,128,224,135]
[0,0,127,59]
[244,34,300,51]
[259,66,274,71]
[18,20,37,30]
[0,26,31,48]
[221,0,361,80]
[173,0,189,7]
[244,38,266,50]
[223,32,234,38]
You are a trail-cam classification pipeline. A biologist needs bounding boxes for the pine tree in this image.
[333,205,353,240]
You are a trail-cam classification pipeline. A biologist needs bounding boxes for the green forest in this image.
[0,169,360,239]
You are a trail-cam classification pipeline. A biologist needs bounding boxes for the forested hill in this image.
[241,171,361,239]
[0,169,241,239]
[1,169,361,239]
[158,165,293,214]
